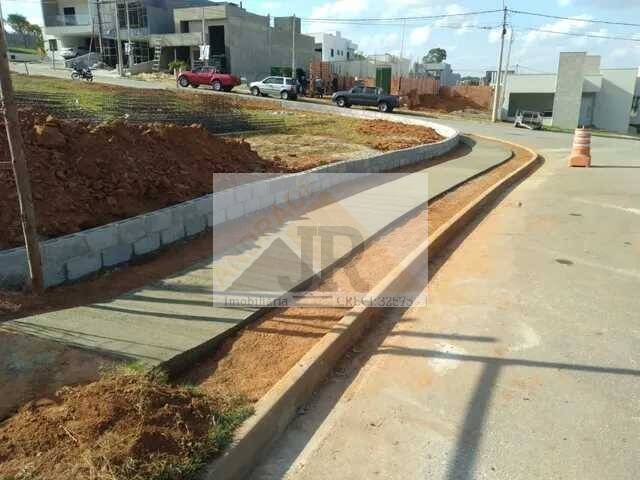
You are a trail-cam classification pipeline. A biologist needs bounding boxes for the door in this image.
[350,86,367,104]
[208,25,226,72]
[579,94,594,128]
[364,87,380,106]
[375,67,392,95]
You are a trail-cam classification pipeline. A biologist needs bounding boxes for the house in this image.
[414,62,460,86]
[309,31,357,63]
[164,7,314,80]
[41,1,314,80]
[502,52,639,134]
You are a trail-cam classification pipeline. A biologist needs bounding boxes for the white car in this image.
[249,76,298,100]
[60,46,89,60]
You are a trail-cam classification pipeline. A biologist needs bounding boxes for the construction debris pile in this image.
[0,110,287,249]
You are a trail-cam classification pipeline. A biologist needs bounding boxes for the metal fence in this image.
[14,91,287,134]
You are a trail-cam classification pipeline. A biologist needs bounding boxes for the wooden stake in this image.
[0,9,45,292]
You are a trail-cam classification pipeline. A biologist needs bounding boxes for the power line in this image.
[300,9,502,23]
[518,26,640,42]
[510,9,640,28]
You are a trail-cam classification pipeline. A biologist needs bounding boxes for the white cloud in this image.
[409,26,432,46]
[434,4,478,35]
[557,0,573,6]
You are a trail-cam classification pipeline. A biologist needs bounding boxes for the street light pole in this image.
[0,5,45,293]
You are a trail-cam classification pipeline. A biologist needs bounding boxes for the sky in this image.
[2,0,640,75]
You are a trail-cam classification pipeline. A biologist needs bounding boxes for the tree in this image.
[423,48,447,64]
[6,14,29,35]
[26,24,44,51]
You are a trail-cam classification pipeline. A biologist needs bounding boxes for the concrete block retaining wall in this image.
[0,110,458,290]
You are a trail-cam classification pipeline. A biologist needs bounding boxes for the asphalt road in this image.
[248,122,640,479]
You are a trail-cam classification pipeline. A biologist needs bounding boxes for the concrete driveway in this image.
[249,126,640,479]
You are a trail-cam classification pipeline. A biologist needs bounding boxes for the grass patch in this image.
[8,47,40,55]
[0,365,253,480]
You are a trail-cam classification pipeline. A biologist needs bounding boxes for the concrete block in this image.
[161,224,185,245]
[185,215,206,237]
[226,202,244,220]
[208,209,226,227]
[83,225,118,252]
[43,261,66,288]
[0,248,28,289]
[194,196,214,216]
[212,190,235,211]
[133,232,161,256]
[275,190,288,205]
[42,235,89,263]
[145,209,173,233]
[233,184,253,203]
[257,193,275,210]
[66,253,102,281]
[118,217,147,244]
[102,244,133,267]
[243,197,260,215]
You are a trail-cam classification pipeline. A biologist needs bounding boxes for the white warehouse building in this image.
[501,52,640,134]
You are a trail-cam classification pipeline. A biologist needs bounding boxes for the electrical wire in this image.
[510,9,640,28]
[517,26,640,42]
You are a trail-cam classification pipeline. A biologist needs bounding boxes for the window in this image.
[352,86,363,93]
[365,87,378,95]
[63,7,76,26]
[180,21,189,33]
[285,79,296,85]
[330,48,334,57]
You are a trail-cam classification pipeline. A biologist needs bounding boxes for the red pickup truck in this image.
[177,67,241,92]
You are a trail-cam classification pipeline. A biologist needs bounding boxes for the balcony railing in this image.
[44,14,92,27]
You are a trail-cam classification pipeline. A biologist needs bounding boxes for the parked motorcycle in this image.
[71,67,94,82]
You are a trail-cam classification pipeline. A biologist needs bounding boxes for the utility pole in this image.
[491,6,507,122]
[291,15,296,77]
[124,0,132,68]
[114,1,124,75]
[500,26,514,116]
[96,0,104,59]
[0,6,45,293]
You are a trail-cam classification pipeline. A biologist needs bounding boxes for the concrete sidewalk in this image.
[248,129,640,479]
[2,140,510,366]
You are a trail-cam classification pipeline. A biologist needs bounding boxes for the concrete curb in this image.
[0,119,458,290]
[199,140,542,480]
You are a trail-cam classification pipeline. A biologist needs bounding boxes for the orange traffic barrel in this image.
[568,127,591,167]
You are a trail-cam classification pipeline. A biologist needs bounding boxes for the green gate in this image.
[375,67,392,94]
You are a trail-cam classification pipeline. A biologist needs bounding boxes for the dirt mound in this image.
[357,119,443,151]
[0,370,249,479]
[0,110,287,249]
[410,94,487,113]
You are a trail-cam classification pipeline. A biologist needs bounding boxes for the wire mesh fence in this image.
[14,91,287,134]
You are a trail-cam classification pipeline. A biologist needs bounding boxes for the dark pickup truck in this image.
[331,86,399,113]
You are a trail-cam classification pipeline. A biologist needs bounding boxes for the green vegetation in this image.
[8,47,40,55]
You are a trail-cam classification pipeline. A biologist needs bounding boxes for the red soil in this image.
[0,110,287,249]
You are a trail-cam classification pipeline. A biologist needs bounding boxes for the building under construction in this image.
[41,0,314,79]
